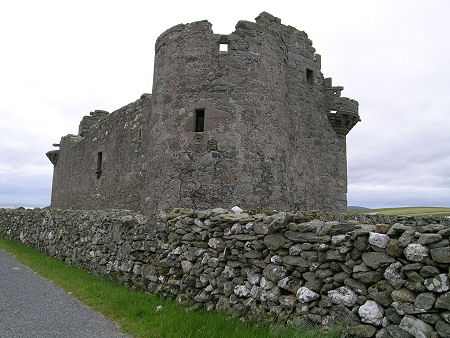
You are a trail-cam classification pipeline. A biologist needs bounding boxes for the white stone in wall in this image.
[247,271,261,285]
[231,206,243,214]
[404,244,429,262]
[181,260,193,273]
[194,218,203,227]
[368,232,390,248]
[358,300,384,326]
[277,277,290,290]
[170,246,182,255]
[201,252,210,264]
[260,287,280,303]
[298,304,309,314]
[328,286,358,307]
[270,255,283,264]
[296,287,320,303]
[317,243,329,251]
[260,277,275,290]
[243,241,252,251]
[289,244,302,256]
[230,223,242,234]
[424,273,449,293]
[208,238,220,249]
[234,285,251,297]
[222,265,236,279]
[331,234,346,245]
[384,262,406,289]
[250,285,262,299]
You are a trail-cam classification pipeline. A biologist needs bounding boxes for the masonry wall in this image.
[48,12,359,214]
[51,96,151,211]
[1,208,449,337]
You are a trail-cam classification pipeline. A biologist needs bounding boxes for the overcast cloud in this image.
[0,0,449,208]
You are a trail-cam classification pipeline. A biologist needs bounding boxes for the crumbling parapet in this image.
[78,110,109,137]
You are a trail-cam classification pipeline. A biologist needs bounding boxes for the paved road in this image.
[0,249,130,338]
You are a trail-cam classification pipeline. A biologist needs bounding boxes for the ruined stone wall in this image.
[48,12,359,214]
[1,208,449,337]
[51,95,151,210]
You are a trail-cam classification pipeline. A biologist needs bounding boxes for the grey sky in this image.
[1,0,449,208]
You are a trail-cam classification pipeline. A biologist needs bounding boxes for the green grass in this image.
[0,238,341,338]
[348,206,450,217]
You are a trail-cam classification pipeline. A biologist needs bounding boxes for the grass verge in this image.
[348,207,450,217]
[0,237,342,338]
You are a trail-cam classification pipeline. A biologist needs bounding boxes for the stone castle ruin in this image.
[14,15,450,337]
[46,12,360,214]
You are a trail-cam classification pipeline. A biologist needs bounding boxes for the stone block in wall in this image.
[430,246,450,263]
[399,315,434,338]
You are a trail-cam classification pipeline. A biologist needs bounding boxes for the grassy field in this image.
[348,207,450,217]
[0,238,341,338]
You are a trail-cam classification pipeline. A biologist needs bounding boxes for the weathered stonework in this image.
[1,208,448,337]
[46,12,360,214]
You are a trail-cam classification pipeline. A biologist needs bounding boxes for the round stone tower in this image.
[142,12,360,212]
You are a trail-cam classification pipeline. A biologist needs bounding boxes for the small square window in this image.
[219,43,228,52]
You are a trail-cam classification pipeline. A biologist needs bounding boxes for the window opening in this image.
[96,152,102,179]
[306,68,314,85]
[138,127,142,141]
[219,43,228,52]
[195,109,205,132]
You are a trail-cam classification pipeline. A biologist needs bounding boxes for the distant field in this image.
[348,207,450,217]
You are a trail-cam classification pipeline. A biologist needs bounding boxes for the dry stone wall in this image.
[1,208,449,337]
